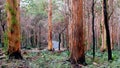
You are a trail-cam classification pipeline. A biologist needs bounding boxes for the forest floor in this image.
[0,48,120,68]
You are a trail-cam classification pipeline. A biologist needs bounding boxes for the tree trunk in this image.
[58,33,61,50]
[108,0,114,50]
[100,0,107,52]
[0,33,1,46]
[103,0,112,61]
[86,1,91,50]
[6,0,23,59]
[61,33,64,48]
[48,0,53,51]
[69,0,86,65]
[92,0,95,60]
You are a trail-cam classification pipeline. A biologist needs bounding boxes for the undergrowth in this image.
[1,49,120,68]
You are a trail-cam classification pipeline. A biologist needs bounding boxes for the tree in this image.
[108,0,114,50]
[6,0,23,59]
[48,0,53,51]
[69,0,86,65]
[100,0,107,52]
[92,0,95,60]
[103,0,112,60]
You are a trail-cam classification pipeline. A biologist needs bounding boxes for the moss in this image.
[3,31,9,53]
[6,2,18,25]
[11,15,17,26]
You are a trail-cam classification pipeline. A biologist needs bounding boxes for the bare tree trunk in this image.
[100,0,107,52]
[0,10,1,46]
[48,0,53,51]
[58,33,61,50]
[86,1,91,50]
[103,0,112,61]
[69,0,86,65]
[6,0,23,59]
[61,33,64,48]
[92,0,95,60]
[108,0,114,50]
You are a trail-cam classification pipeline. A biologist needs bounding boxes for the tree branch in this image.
[108,9,114,20]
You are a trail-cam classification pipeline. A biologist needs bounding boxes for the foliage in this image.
[28,50,71,68]
[0,49,120,68]
[21,0,47,16]
[3,31,8,53]
[26,49,120,68]
[85,49,120,68]
[21,0,64,22]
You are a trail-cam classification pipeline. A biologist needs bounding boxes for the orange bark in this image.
[6,0,22,59]
[48,0,53,50]
[69,0,86,64]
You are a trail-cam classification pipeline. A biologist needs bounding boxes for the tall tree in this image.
[103,0,112,60]
[48,0,53,51]
[92,0,95,60]
[100,0,107,52]
[69,0,86,65]
[6,0,23,59]
[108,0,114,50]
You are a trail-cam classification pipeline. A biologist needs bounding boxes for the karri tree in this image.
[6,0,23,59]
[69,0,86,65]
[48,0,53,51]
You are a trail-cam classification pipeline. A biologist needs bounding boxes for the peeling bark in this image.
[6,0,23,59]
[69,0,86,65]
